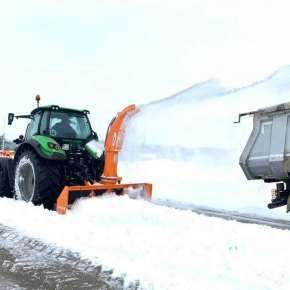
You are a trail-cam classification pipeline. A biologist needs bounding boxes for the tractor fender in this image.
[14,139,66,162]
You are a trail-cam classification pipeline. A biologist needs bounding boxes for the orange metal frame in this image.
[0,150,14,158]
[56,183,152,214]
[56,105,152,214]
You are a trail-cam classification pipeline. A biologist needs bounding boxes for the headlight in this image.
[48,142,61,150]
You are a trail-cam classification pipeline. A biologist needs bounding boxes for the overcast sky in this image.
[1,0,290,139]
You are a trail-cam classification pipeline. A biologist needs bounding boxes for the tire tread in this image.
[14,150,63,209]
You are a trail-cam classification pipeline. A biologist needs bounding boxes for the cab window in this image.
[26,113,41,139]
[49,111,91,139]
[40,111,50,135]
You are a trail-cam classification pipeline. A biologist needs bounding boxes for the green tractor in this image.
[0,99,104,209]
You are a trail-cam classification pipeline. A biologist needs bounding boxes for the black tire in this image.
[0,158,13,197]
[14,150,63,209]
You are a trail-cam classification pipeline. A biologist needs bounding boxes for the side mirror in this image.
[8,113,14,125]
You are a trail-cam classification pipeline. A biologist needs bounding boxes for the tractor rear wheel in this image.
[0,158,13,197]
[14,150,62,209]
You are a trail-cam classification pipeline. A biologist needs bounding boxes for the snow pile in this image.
[120,66,290,219]
[0,197,290,290]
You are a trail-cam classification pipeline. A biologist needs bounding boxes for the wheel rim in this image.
[16,160,35,202]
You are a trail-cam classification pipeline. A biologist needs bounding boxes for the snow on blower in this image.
[0,96,152,214]
[236,102,290,212]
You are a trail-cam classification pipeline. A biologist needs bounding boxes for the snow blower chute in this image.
[0,97,152,214]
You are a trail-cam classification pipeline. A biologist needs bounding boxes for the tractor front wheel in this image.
[14,150,62,209]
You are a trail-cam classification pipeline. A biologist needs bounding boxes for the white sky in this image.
[1,0,290,139]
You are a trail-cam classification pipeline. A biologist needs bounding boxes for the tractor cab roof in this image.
[31,105,90,115]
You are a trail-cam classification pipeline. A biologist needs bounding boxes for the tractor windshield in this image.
[49,111,92,139]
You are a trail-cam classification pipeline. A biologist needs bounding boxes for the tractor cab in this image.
[11,105,95,144]
[8,104,103,159]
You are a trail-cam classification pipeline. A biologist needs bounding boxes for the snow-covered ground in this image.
[120,66,290,220]
[0,197,290,290]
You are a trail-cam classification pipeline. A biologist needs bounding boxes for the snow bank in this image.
[120,66,290,219]
[0,197,290,290]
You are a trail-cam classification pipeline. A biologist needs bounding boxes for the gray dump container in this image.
[239,102,290,182]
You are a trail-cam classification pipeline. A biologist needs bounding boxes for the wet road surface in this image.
[0,225,133,290]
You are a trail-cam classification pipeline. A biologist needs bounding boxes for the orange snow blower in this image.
[1,97,151,214]
[56,104,152,214]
